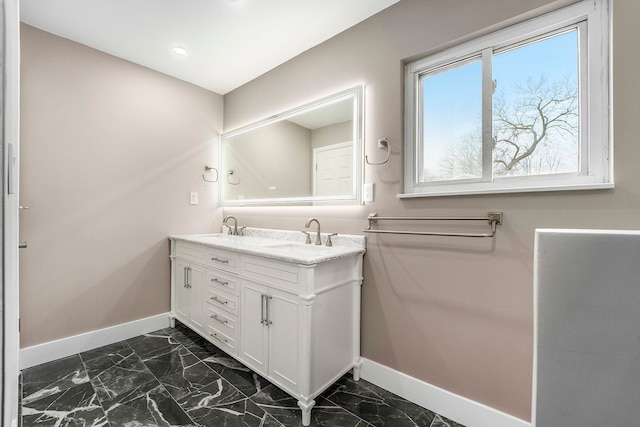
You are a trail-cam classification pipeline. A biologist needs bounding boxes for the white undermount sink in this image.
[191,234,275,246]
[263,242,333,254]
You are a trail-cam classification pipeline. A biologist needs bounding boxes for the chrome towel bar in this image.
[363,212,503,238]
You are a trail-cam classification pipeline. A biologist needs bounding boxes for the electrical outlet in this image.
[190,192,198,205]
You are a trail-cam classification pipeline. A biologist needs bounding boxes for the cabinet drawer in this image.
[205,305,237,340]
[205,324,237,356]
[205,248,239,273]
[242,255,300,292]
[175,241,205,263]
[206,287,238,316]
[206,270,238,295]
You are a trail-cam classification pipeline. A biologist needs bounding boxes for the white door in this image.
[3,1,21,425]
[174,260,190,322]
[239,281,269,376]
[187,264,205,330]
[268,288,299,392]
[313,142,353,197]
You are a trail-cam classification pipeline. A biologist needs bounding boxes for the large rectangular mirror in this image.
[220,86,364,206]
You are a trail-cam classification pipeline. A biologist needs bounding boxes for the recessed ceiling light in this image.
[173,46,187,56]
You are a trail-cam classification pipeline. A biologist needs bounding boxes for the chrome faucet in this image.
[304,218,322,245]
[223,215,241,235]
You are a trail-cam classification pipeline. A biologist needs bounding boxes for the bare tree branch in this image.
[493,75,578,176]
[436,74,578,180]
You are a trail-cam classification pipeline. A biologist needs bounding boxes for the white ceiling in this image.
[20,0,400,95]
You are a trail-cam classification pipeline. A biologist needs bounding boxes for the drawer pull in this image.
[210,257,229,264]
[211,277,229,286]
[209,332,228,344]
[210,314,229,325]
[210,296,228,305]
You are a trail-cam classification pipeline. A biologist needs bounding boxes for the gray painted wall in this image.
[19,24,224,348]
[222,0,638,421]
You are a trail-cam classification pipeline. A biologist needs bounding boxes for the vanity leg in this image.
[352,358,363,381]
[298,399,315,426]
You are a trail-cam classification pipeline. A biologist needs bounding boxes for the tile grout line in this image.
[179,335,287,427]
[136,332,282,427]
[129,339,202,427]
[78,345,145,427]
[78,339,194,427]
[323,387,376,427]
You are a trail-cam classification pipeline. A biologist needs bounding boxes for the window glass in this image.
[402,0,610,198]
[421,58,482,182]
[493,30,579,177]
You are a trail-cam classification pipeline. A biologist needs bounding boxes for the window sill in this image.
[397,182,615,199]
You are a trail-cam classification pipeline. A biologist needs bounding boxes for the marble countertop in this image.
[170,227,366,265]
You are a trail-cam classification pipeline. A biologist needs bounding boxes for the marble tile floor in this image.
[20,323,467,427]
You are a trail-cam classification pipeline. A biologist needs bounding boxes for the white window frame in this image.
[401,0,612,198]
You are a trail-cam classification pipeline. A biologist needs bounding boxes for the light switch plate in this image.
[363,183,374,202]
[190,192,198,205]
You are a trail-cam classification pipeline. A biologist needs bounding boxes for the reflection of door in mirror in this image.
[313,141,353,197]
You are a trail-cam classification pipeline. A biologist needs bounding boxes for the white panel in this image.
[205,324,237,356]
[207,270,238,294]
[311,284,354,391]
[205,248,239,273]
[205,286,238,316]
[3,1,21,424]
[268,288,299,390]
[188,264,206,330]
[175,241,205,262]
[205,305,237,340]
[534,229,640,426]
[239,281,269,376]
[243,256,299,291]
[174,260,190,322]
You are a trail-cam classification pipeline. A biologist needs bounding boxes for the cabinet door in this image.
[268,288,300,391]
[240,281,269,376]
[174,260,190,322]
[188,263,205,331]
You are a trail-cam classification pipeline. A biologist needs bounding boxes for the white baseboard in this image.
[360,358,531,427]
[20,313,171,370]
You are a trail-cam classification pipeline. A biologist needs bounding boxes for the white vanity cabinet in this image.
[170,231,365,426]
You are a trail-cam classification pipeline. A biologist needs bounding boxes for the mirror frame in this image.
[220,85,364,206]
